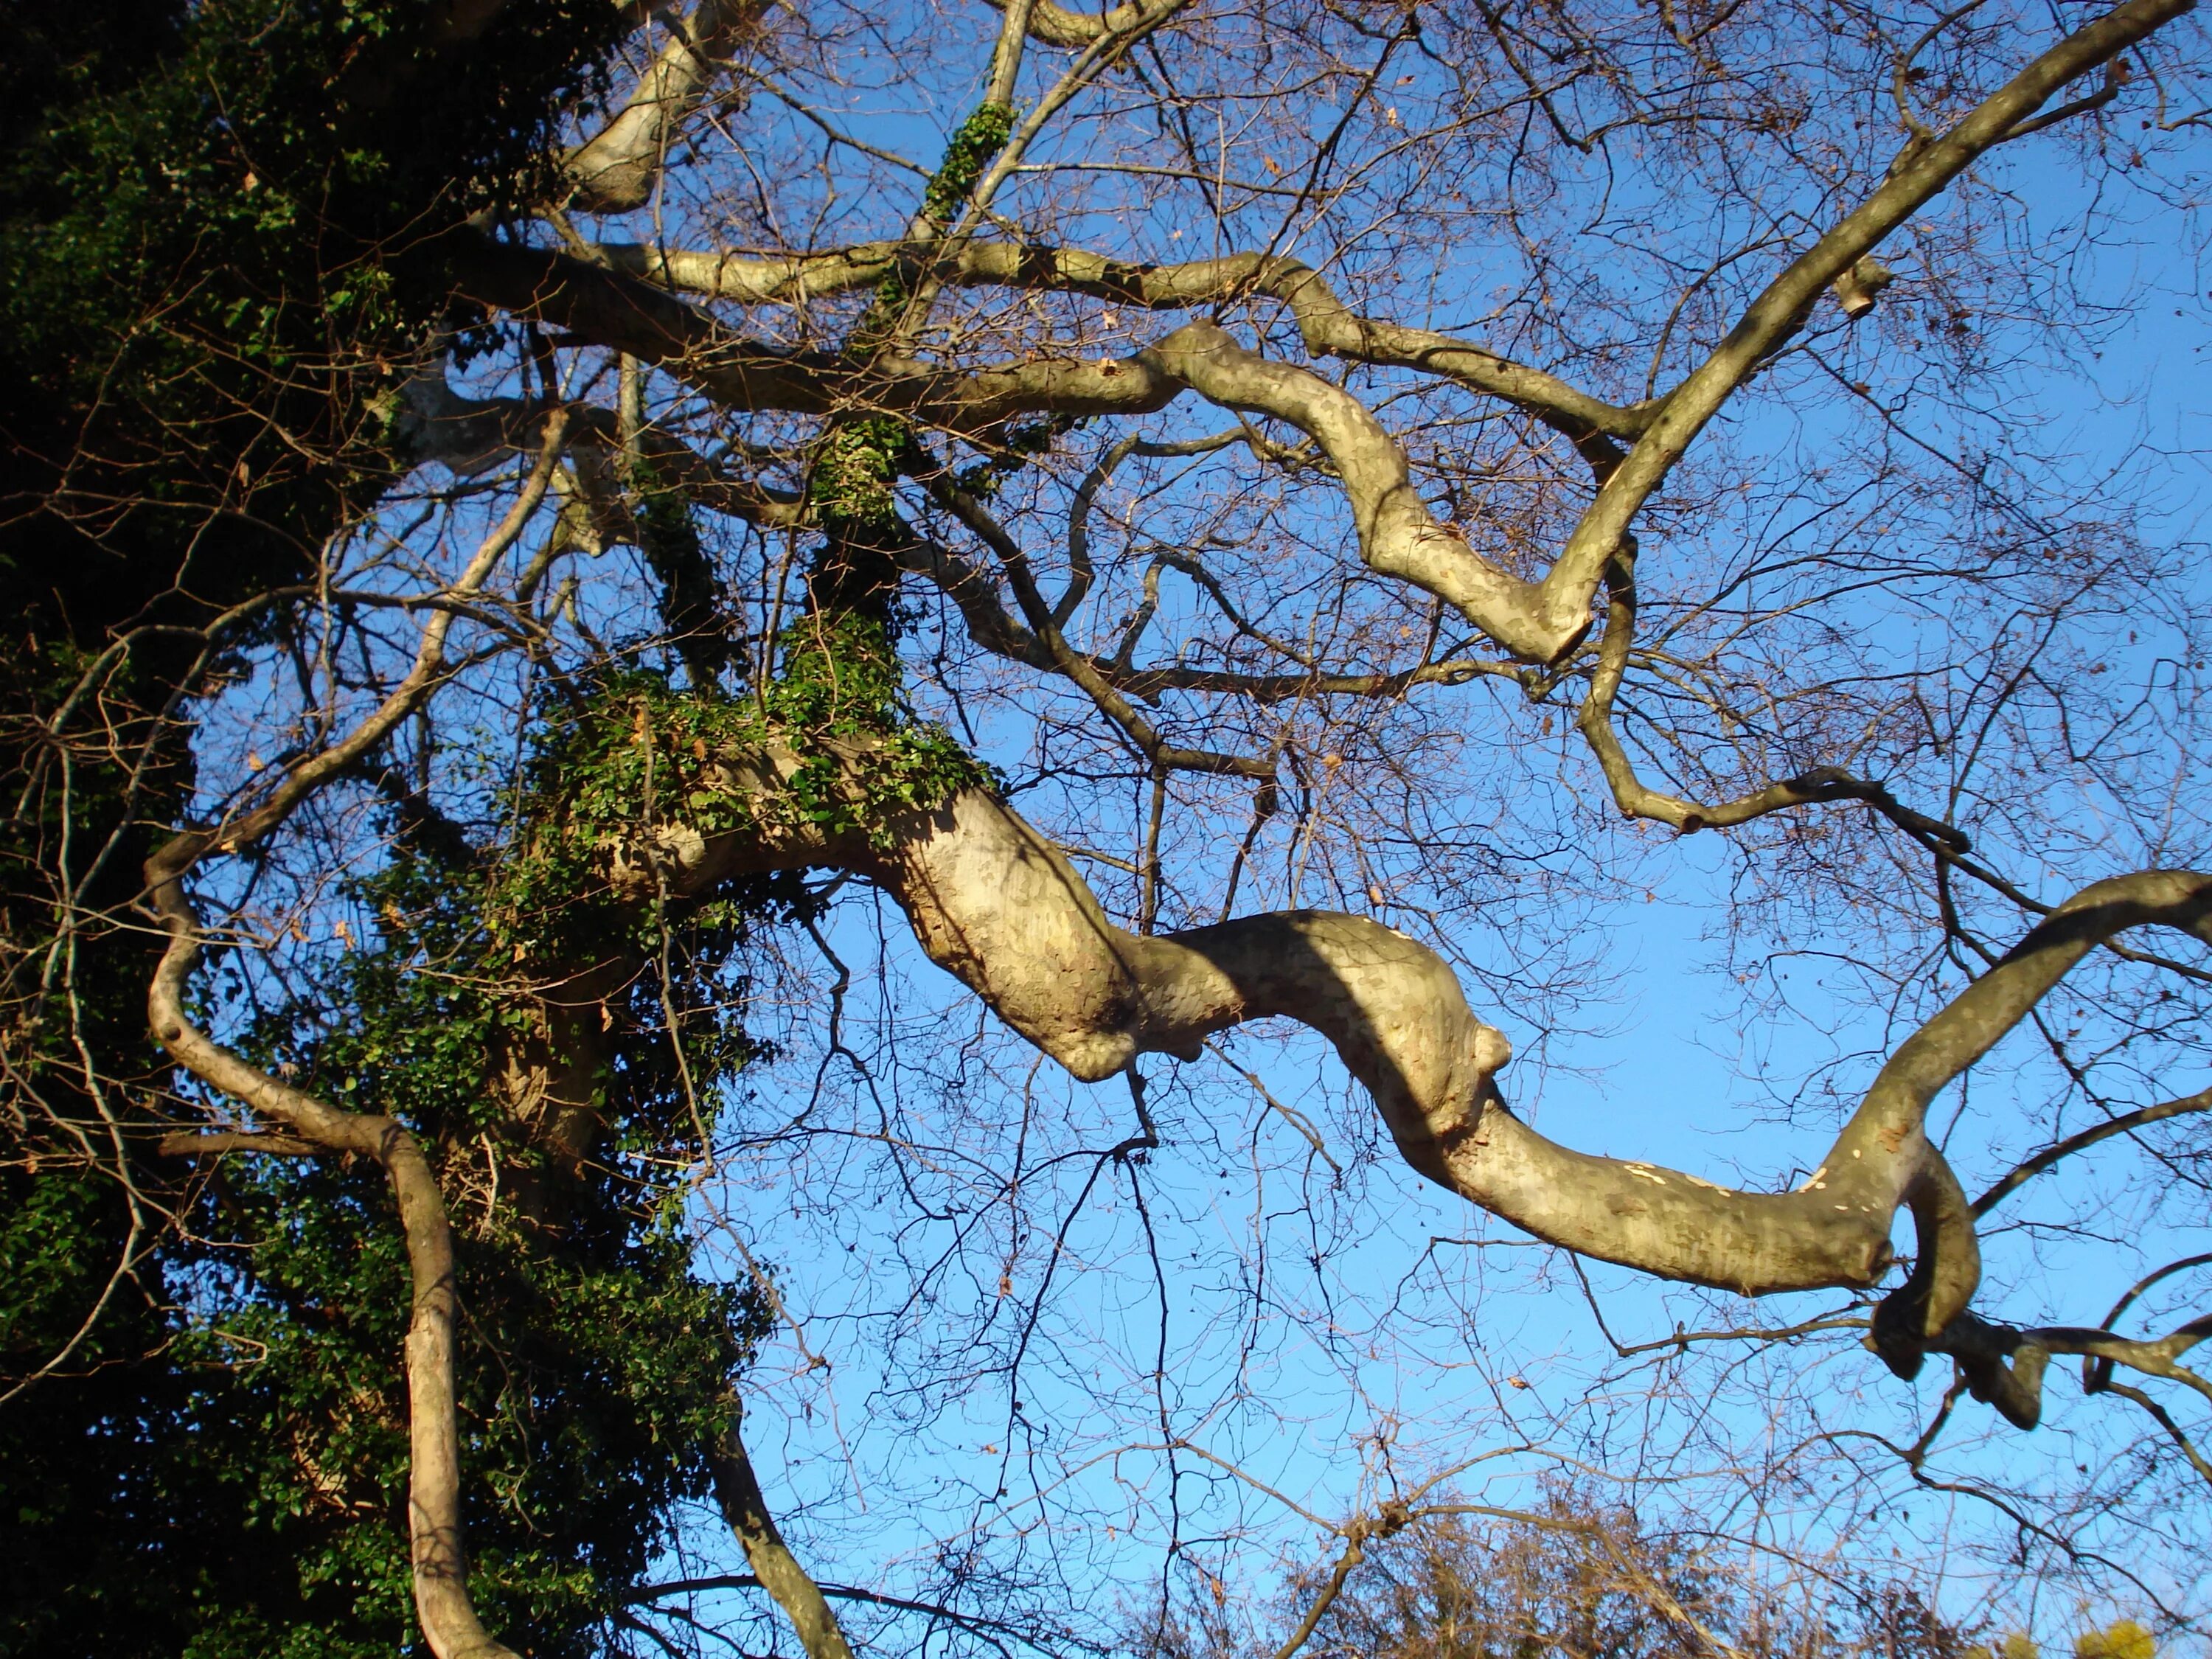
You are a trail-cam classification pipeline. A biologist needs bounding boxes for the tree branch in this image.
[596,238,1650,451]
[976,0,1159,49]
[145,877,516,1659]
[616,736,2212,1397]
[1974,1088,2212,1216]
[564,0,773,215]
[1574,544,1970,843]
[131,421,571,1658]
[706,1404,860,1659]
[1545,0,2191,661]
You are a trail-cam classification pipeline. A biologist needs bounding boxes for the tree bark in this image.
[146,877,517,1659]
[706,1403,861,1659]
[623,744,2212,1377]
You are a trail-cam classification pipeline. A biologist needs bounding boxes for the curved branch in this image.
[706,1404,859,1659]
[1147,324,1593,661]
[131,423,569,1657]
[626,740,2212,1389]
[1974,1089,2212,1216]
[1574,545,1969,844]
[597,238,1649,451]
[1546,0,2190,634]
[565,0,773,215]
[456,246,1599,656]
[159,1130,321,1157]
[145,410,568,888]
[978,0,1158,48]
[451,235,1193,426]
[1922,1301,2211,1436]
[146,878,515,1659]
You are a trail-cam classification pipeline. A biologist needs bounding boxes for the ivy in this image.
[807,415,919,540]
[870,100,1016,316]
[921,100,1015,226]
[514,642,989,910]
[172,820,785,1657]
[955,411,1090,499]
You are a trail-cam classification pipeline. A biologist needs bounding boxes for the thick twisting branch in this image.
[1919,1298,2211,1445]
[1144,324,1599,661]
[133,425,566,1659]
[978,0,1157,48]
[616,734,2212,1407]
[597,240,1649,455]
[452,0,2195,684]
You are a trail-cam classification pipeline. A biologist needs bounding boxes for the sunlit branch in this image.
[1548,0,2191,641]
[706,1405,860,1659]
[132,421,569,1659]
[145,877,519,1659]
[565,0,773,215]
[622,710,2212,1408]
[594,238,1649,451]
[977,0,1158,49]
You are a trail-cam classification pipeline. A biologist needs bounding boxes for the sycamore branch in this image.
[394,374,802,525]
[146,883,517,1659]
[1548,0,2193,627]
[1926,1304,2210,1444]
[978,0,1158,48]
[595,239,1649,456]
[135,422,569,1659]
[445,0,2192,705]
[445,248,1617,661]
[1574,545,1972,842]
[1975,1089,2212,1216]
[611,733,2212,1397]
[565,0,774,215]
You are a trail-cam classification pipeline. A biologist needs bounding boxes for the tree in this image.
[4,0,2211,1655]
[1139,1484,1990,1659]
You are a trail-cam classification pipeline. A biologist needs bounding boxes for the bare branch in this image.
[621,728,2212,1393]
[565,0,774,215]
[1546,0,2191,658]
[706,1405,860,1659]
[596,238,1650,450]
[145,877,518,1659]
[1974,1088,2212,1215]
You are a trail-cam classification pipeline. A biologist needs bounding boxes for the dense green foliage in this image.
[184,844,773,1658]
[0,1,783,1653]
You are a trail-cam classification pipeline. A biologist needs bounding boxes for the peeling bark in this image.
[979,0,1158,48]
[622,744,2212,1391]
